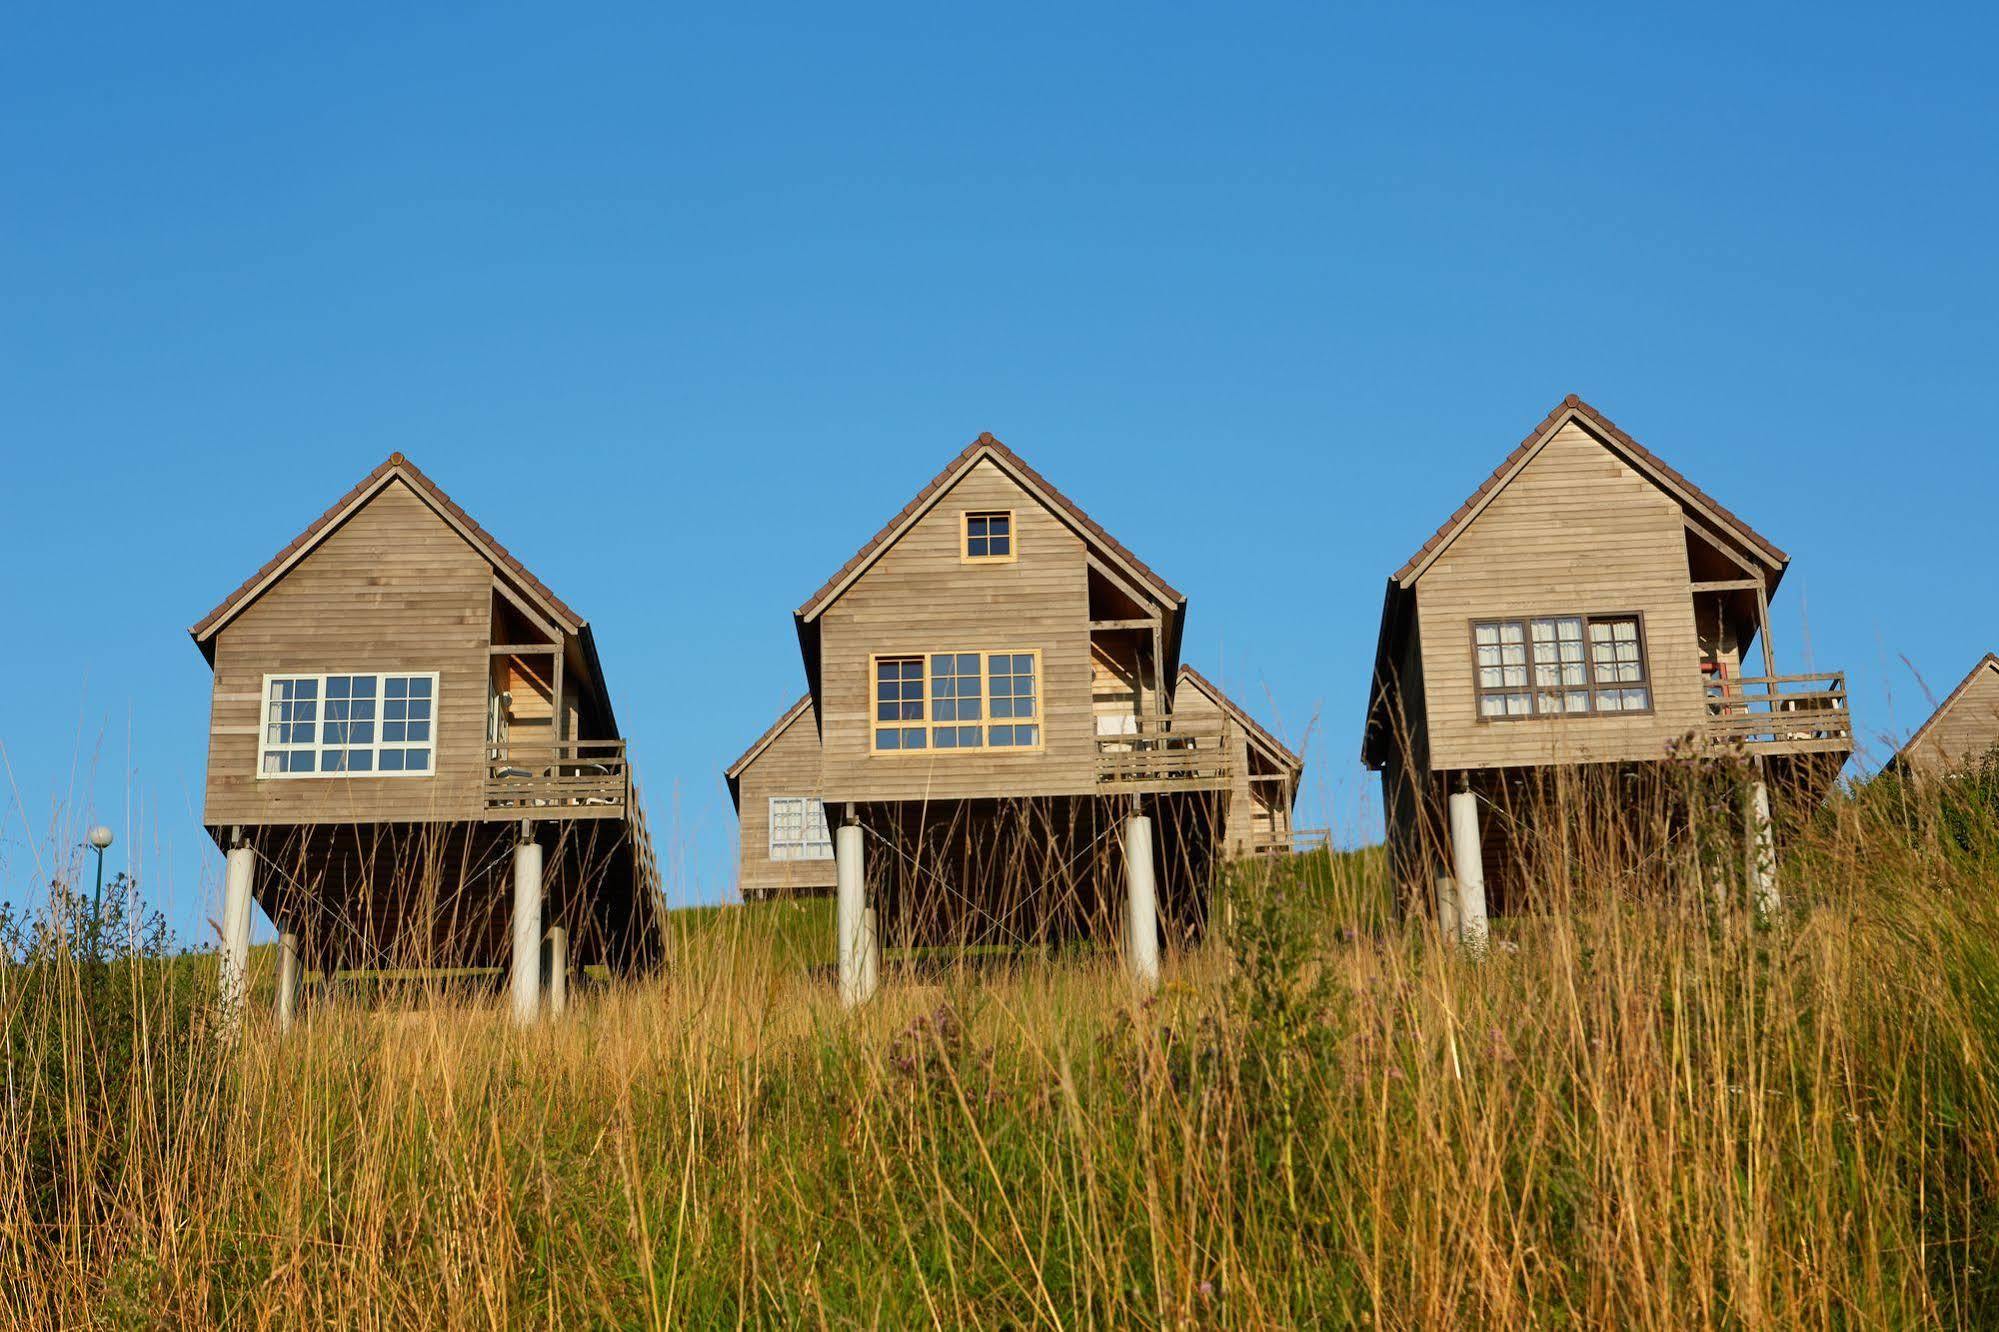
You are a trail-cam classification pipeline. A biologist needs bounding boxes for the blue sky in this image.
[3,4,1994,944]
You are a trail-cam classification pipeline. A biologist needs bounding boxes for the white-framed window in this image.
[870,650,1042,752]
[768,796,833,860]
[259,672,438,777]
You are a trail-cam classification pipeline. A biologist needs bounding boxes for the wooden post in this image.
[544,924,569,1017]
[510,827,543,1026]
[274,929,301,1032]
[220,834,255,1015]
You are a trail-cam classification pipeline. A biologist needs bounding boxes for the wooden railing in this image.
[484,739,629,815]
[1703,674,1854,755]
[1252,827,1332,857]
[1096,719,1234,793]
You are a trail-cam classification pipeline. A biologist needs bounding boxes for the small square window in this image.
[963,511,1015,561]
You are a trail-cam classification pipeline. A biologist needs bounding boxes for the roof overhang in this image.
[1392,395,1790,594]
[1892,653,1999,772]
[724,693,815,809]
[188,454,585,662]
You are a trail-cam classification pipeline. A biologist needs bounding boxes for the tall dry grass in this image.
[3,759,1998,1328]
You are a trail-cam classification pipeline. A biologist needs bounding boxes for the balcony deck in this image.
[1703,674,1854,757]
[1096,719,1234,794]
[483,739,630,818]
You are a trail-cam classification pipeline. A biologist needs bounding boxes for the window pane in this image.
[380,749,405,771]
[406,749,429,771]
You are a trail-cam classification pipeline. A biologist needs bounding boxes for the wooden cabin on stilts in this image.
[1363,395,1853,937]
[725,434,1308,1001]
[190,454,662,1026]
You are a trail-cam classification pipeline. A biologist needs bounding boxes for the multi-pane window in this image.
[987,653,1039,747]
[871,651,1041,751]
[962,511,1014,561]
[260,672,436,776]
[874,657,928,750]
[1473,615,1650,719]
[930,653,984,748]
[768,796,833,860]
[1588,618,1651,712]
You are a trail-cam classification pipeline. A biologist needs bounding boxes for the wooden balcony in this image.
[1096,719,1234,794]
[1251,827,1332,857]
[484,739,630,818]
[1703,674,1854,757]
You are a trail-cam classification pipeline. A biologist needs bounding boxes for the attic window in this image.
[962,511,1015,562]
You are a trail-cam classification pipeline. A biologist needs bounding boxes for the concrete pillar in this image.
[544,924,569,1017]
[274,930,301,1032]
[1433,874,1460,942]
[1447,790,1489,956]
[510,836,544,1026]
[1747,777,1780,919]
[220,842,256,1014]
[859,907,879,1003]
[1124,811,1160,986]
[836,818,877,1007]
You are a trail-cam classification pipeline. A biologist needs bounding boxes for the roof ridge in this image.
[189,454,584,640]
[1390,394,1790,584]
[795,433,1182,619]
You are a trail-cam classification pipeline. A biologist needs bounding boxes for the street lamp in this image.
[87,825,114,927]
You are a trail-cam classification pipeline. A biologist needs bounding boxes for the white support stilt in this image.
[1434,874,1461,943]
[274,930,301,1032]
[1124,810,1160,986]
[836,816,877,1007]
[220,839,256,1015]
[544,924,569,1017]
[1747,777,1780,919]
[859,907,879,1003]
[1448,790,1489,957]
[510,833,544,1026]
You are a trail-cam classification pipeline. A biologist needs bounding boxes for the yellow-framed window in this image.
[869,650,1043,753]
[985,651,1040,747]
[872,656,927,751]
[961,510,1016,563]
[930,652,984,748]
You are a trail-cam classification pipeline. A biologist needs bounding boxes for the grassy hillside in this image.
[3,768,1998,1327]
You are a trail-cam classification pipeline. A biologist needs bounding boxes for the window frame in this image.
[767,795,834,861]
[1468,612,1654,722]
[867,649,1044,755]
[960,510,1018,565]
[256,670,442,779]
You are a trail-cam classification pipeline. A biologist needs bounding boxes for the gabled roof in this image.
[1391,394,1789,587]
[1896,653,1999,766]
[795,432,1183,621]
[1178,666,1302,771]
[189,453,585,647]
[725,694,814,782]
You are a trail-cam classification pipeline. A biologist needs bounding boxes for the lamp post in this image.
[87,825,114,930]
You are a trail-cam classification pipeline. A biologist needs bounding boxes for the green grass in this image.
[6,767,1999,1327]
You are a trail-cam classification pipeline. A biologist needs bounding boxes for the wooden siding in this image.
[817,457,1095,802]
[1168,681,1255,854]
[1901,664,1999,777]
[203,480,493,826]
[1411,422,1705,772]
[735,705,838,897]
